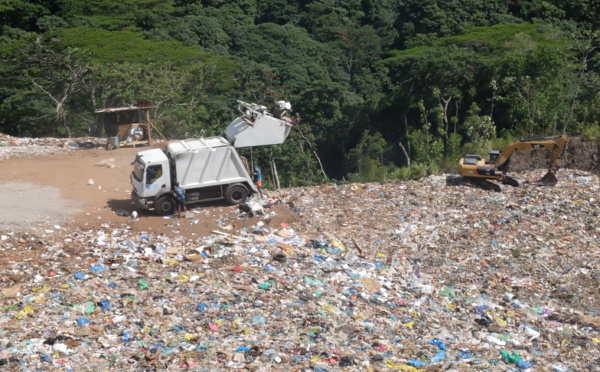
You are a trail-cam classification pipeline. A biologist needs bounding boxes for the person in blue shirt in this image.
[253,167,267,198]
[173,182,186,217]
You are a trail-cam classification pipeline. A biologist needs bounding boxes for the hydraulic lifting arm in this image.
[495,135,568,174]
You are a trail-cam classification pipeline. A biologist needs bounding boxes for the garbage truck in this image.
[130,100,293,215]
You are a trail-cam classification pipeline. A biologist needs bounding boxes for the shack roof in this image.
[94,105,155,114]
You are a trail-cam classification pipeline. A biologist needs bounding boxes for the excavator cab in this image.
[488,150,500,163]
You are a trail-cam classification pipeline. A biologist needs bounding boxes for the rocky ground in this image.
[0,134,599,371]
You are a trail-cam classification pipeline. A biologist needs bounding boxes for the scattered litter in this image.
[114,209,130,217]
[94,158,116,168]
[0,169,598,370]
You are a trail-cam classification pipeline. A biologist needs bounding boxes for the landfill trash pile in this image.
[1,142,600,371]
[0,135,109,161]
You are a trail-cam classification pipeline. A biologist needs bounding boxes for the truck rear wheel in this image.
[225,185,248,205]
[155,195,177,215]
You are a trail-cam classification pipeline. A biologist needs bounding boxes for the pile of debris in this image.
[0,168,598,371]
[0,135,108,161]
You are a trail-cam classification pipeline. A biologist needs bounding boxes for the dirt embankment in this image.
[510,137,600,174]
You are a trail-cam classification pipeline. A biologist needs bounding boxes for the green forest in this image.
[1,0,600,186]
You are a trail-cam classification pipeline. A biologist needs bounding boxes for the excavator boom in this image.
[494,135,567,172]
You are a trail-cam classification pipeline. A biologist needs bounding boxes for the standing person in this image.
[253,167,266,198]
[173,182,187,217]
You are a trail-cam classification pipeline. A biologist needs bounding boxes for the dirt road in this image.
[0,144,299,238]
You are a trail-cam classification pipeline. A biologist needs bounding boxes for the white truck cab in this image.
[131,148,172,212]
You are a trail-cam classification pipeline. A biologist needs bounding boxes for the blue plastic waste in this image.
[457,351,472,359]
[517,360,534,369]
[74,273,85,280]
[431,352,446,363]
[429,339,447,350]
[76,317,90,326]
[98,299,110,311]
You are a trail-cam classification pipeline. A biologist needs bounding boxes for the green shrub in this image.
[461,142,485,156]
[447,133,463,161]
[410,163,429,179]
[583,124,600,140]
[390,166,412,180]
[438,157,458,173]
[427,162,439,175]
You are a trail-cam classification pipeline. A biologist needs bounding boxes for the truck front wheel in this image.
[225,185,248,205]
[155,195,177,215]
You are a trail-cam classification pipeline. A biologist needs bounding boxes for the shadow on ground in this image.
[446,174,466,186]
[107,198,238,216]
[107,199,137,216]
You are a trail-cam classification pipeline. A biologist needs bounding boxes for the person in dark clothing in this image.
[173,182,186,217]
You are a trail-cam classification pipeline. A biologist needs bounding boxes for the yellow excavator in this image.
[458,135,568,192]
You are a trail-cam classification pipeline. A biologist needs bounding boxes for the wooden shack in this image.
[95,105,155,149]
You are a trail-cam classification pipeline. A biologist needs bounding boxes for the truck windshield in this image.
[132,158,145,182]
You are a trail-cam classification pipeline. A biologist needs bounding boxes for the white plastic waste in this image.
[485,334,506,346]
[524,326,541,339]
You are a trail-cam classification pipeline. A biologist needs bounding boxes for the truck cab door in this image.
[144,164,169,194]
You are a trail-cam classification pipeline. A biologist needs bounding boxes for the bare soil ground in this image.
[0,144,300,237]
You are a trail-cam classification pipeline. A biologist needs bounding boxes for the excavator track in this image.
[501,175,524,187]
[469,178,505,192]
[483,179,504,192]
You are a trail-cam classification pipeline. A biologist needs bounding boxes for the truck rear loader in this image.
[131,101,293,215]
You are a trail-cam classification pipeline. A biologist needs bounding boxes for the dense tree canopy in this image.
[1,0,600,185]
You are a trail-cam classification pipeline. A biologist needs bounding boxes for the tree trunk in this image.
[295,127,328,179]
[454,100,459,134]
[402,113,411,167]
[27,71,75,138]
[563,33,599,134]
[440,96,451,155]
[341,139,350,175]
[399,142,410,168]
[269,149,281,190]
[562,67,584,134]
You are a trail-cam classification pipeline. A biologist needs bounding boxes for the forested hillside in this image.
[1,0,600,185]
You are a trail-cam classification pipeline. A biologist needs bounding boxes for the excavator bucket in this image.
[540,170,558,186]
